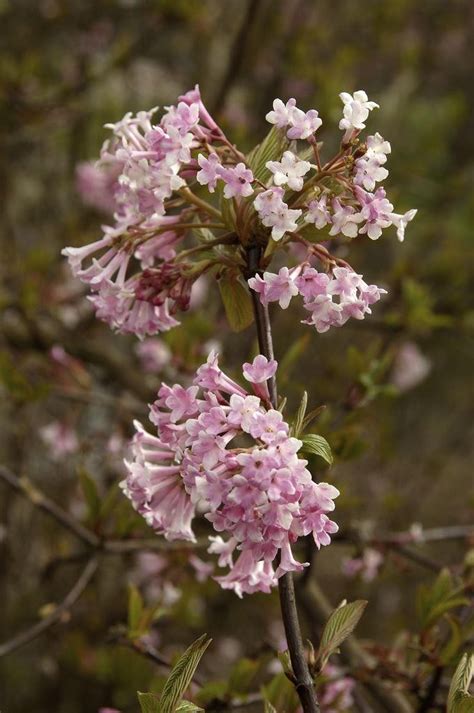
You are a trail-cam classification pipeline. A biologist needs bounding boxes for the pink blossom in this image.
[286,107,322,140]
[305,194,332,229]
[197,152,222,192]
[265,98,297,128]
[219,162,254,198]
[242,355,278,384]
[339,90,379,142]
[267,151,312,191]
[122,355,339,596]
[329,198,363,238]
[342,548,383,582]
[248,267,300,309]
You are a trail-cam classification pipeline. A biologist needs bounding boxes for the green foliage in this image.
[448,653,474,713]
[246,126,290,183]
[262,672,300,712]
[317,600,367,669]
[417,569,469,630]
[218,270,254,332]
[137,691,161,713]
[300,434,333,465]
[159,634,211,713]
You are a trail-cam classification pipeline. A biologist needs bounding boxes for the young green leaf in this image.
[218,272,254,332]
[128,584,144,636]
[448,653,474,713]
[317,600,367,668]
[176,702,204,713]
[246,126,290,183]
[300,434,333,465]
[160,634,212,713]
[137,691,161,713]
[452,692,474,713]
[291,391,307,437]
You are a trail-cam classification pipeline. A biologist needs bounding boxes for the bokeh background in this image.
[0,1,473,711]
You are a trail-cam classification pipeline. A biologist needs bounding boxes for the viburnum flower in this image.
[219,162,254,198]
[266,151,312,191]
[121,352,339,597]
[305,194,332,229]
[248,267,300,309]
[66,86,415,339]
[196,152,222,192]
[265,97,297,128]
[339,90,379,141]
[249,264,387,334]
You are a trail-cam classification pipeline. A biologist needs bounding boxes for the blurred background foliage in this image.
[0,1,473,711]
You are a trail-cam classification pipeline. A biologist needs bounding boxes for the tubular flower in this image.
[121,353,339,597]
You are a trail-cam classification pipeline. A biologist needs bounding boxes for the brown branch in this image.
[211,0,263,116]
[246,244,320,713]
[0,557,98,657]
[0,465,100,547]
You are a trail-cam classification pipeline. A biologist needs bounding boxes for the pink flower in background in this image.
[320,664,355,712]
[136,338,171,373]
[39,421,79,461]
[342,548,384,582]
[391,342,431,392]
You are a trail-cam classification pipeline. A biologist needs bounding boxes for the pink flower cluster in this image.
[121,353,339,597]
[249,265,387,333]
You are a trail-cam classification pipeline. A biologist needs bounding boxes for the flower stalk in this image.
[246,243,320,713]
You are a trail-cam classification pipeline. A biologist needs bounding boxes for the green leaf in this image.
[291,391,307,438]
[176,702,204,713]
[218,271,254,332]
[227,657,260,695]
[128,584,144,635]
[262,672,299,712]
[440,616,463,665]
[246,126,290,183]
[78,467,101,522]
[417,568,468,629]
[160,634,212,713]
[448,653,474,713]
[137,691,161,713]
[318,600,367,669]
[300,434,333,465]
[452,692,474,713]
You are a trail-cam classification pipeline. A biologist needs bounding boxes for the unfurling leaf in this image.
[300,434,333,465]
[137,691,161,713]
[291,391,308,438]
[127,584,144,636]
[448,653,474,713]
[219,272,254,332]
[160,634,212,713]
[317,600,367,668]
[246,126,290,183]
[176,702,204,712]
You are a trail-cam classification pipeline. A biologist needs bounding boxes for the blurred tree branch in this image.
[0,556,98,657]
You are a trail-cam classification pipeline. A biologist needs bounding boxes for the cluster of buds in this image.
[65,87,415,338]
[120,353,339,597]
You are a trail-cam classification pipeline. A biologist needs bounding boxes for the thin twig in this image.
[0,465,100,547]
[0,557,98,657]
